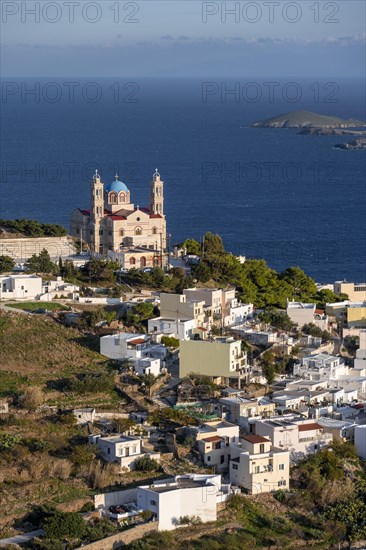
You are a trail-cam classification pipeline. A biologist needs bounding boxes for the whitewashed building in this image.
[255,418,333,462]
[0,274,42,300]
[147,317,196,340]
[89,434,160,471]
[137,474,228,530]
[287,300,328,329]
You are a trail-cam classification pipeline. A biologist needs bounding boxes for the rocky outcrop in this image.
[334,138,366,150]
[251,110,366,129]
[298,127,366,136]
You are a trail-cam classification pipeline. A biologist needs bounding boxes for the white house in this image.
[135,357,161,377]
[255,418,333,462]
[219,395,276,432]
[287,300,328,329]
[294,353,348,381]
[354,425,366,460]
[89,434,160,471]
[137,473,228,530]
[147,317,196,340]
[0,274,42,300]
[100,333,167,363]
[229,435,290,494]
[73,408,96,424]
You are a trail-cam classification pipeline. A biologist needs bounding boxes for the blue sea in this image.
[1,77,365,282]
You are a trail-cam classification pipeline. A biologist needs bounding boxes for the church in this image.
[70,169,167,269]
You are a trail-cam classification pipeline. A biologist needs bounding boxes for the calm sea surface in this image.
[1,77,365,282]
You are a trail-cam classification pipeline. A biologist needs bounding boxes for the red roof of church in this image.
[79,209,90,216]
[109,215,127,221]
[150,214,163,218]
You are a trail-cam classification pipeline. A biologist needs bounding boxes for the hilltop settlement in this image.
[0,170,366,550]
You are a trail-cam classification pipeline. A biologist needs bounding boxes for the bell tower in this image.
[90,170,104,254]
[150,168,164,216]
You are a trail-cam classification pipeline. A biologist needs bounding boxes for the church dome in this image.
[105,179,129,193]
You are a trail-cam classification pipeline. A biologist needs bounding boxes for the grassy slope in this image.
[0,312,104,380]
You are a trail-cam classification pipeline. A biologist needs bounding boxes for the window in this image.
[107,448,110,455]
[278,480,286,487]
[119,192,126,202]
[109,192,117,203]
[135,227,142,236]
[140,257,147,268]
[232,463,238,470]
[152,227,157,235]
[150,500,157,506]
[279,464,285,470]
[255,466,260,474]
[207,456,211,462]
[130,257,136,265]
[220,455,225,464]
[260,444,265,453]
[132,446,137,454]
[120,229,124,236]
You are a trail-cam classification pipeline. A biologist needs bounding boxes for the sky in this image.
[1,1,365,76]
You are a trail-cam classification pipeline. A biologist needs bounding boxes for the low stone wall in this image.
[0,236,76,261]
[78,522,158,549]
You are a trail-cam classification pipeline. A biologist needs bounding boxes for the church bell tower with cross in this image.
[150,168,164,216]
[90,170,104,254]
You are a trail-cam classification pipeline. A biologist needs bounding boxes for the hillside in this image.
[0,312,105,383]
[251,110,366,128]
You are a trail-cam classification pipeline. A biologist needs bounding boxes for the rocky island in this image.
[298,127,366,136]
[251,110,366,129]
[334,137,366,150]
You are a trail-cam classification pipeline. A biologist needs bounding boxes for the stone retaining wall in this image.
[77,522,158,549]
[0,236,76,261]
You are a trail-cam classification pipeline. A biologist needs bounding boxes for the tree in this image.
[281,266,317,300]
[191,261,211,283]
[25,249,56,274]
[180,238,201,256]
[260,350,276,384]
[43,511,86,541]
[161,335,180,349]
[0,255,15,273]
[203,232,225,257]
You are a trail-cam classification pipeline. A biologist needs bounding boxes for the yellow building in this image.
[71,169,166,268]
[179,337,249,388]
[347,304,366,327]
[326,300,366,328]
[334,281,366,302]
[159,293,206,327]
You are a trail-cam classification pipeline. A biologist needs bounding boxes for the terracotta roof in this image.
[197,326,207,331]
[150,214,163,218]
[242,434,269,444]
[109,215,127,221]
[78,208,90,216]
[298,423,323,432]
[201,436,222,443]
[128,338,146,345]
[352,403,364,410]
[315,309,325,314]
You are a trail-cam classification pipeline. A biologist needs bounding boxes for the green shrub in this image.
[43,511,86,541]
[134,456,160,472]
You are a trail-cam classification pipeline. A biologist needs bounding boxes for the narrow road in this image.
[0,303,32,316]
[0,529,44,546]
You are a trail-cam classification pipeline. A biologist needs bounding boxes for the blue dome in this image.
[105,180,129,193]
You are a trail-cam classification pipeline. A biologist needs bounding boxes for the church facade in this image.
[70,169,167,268]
